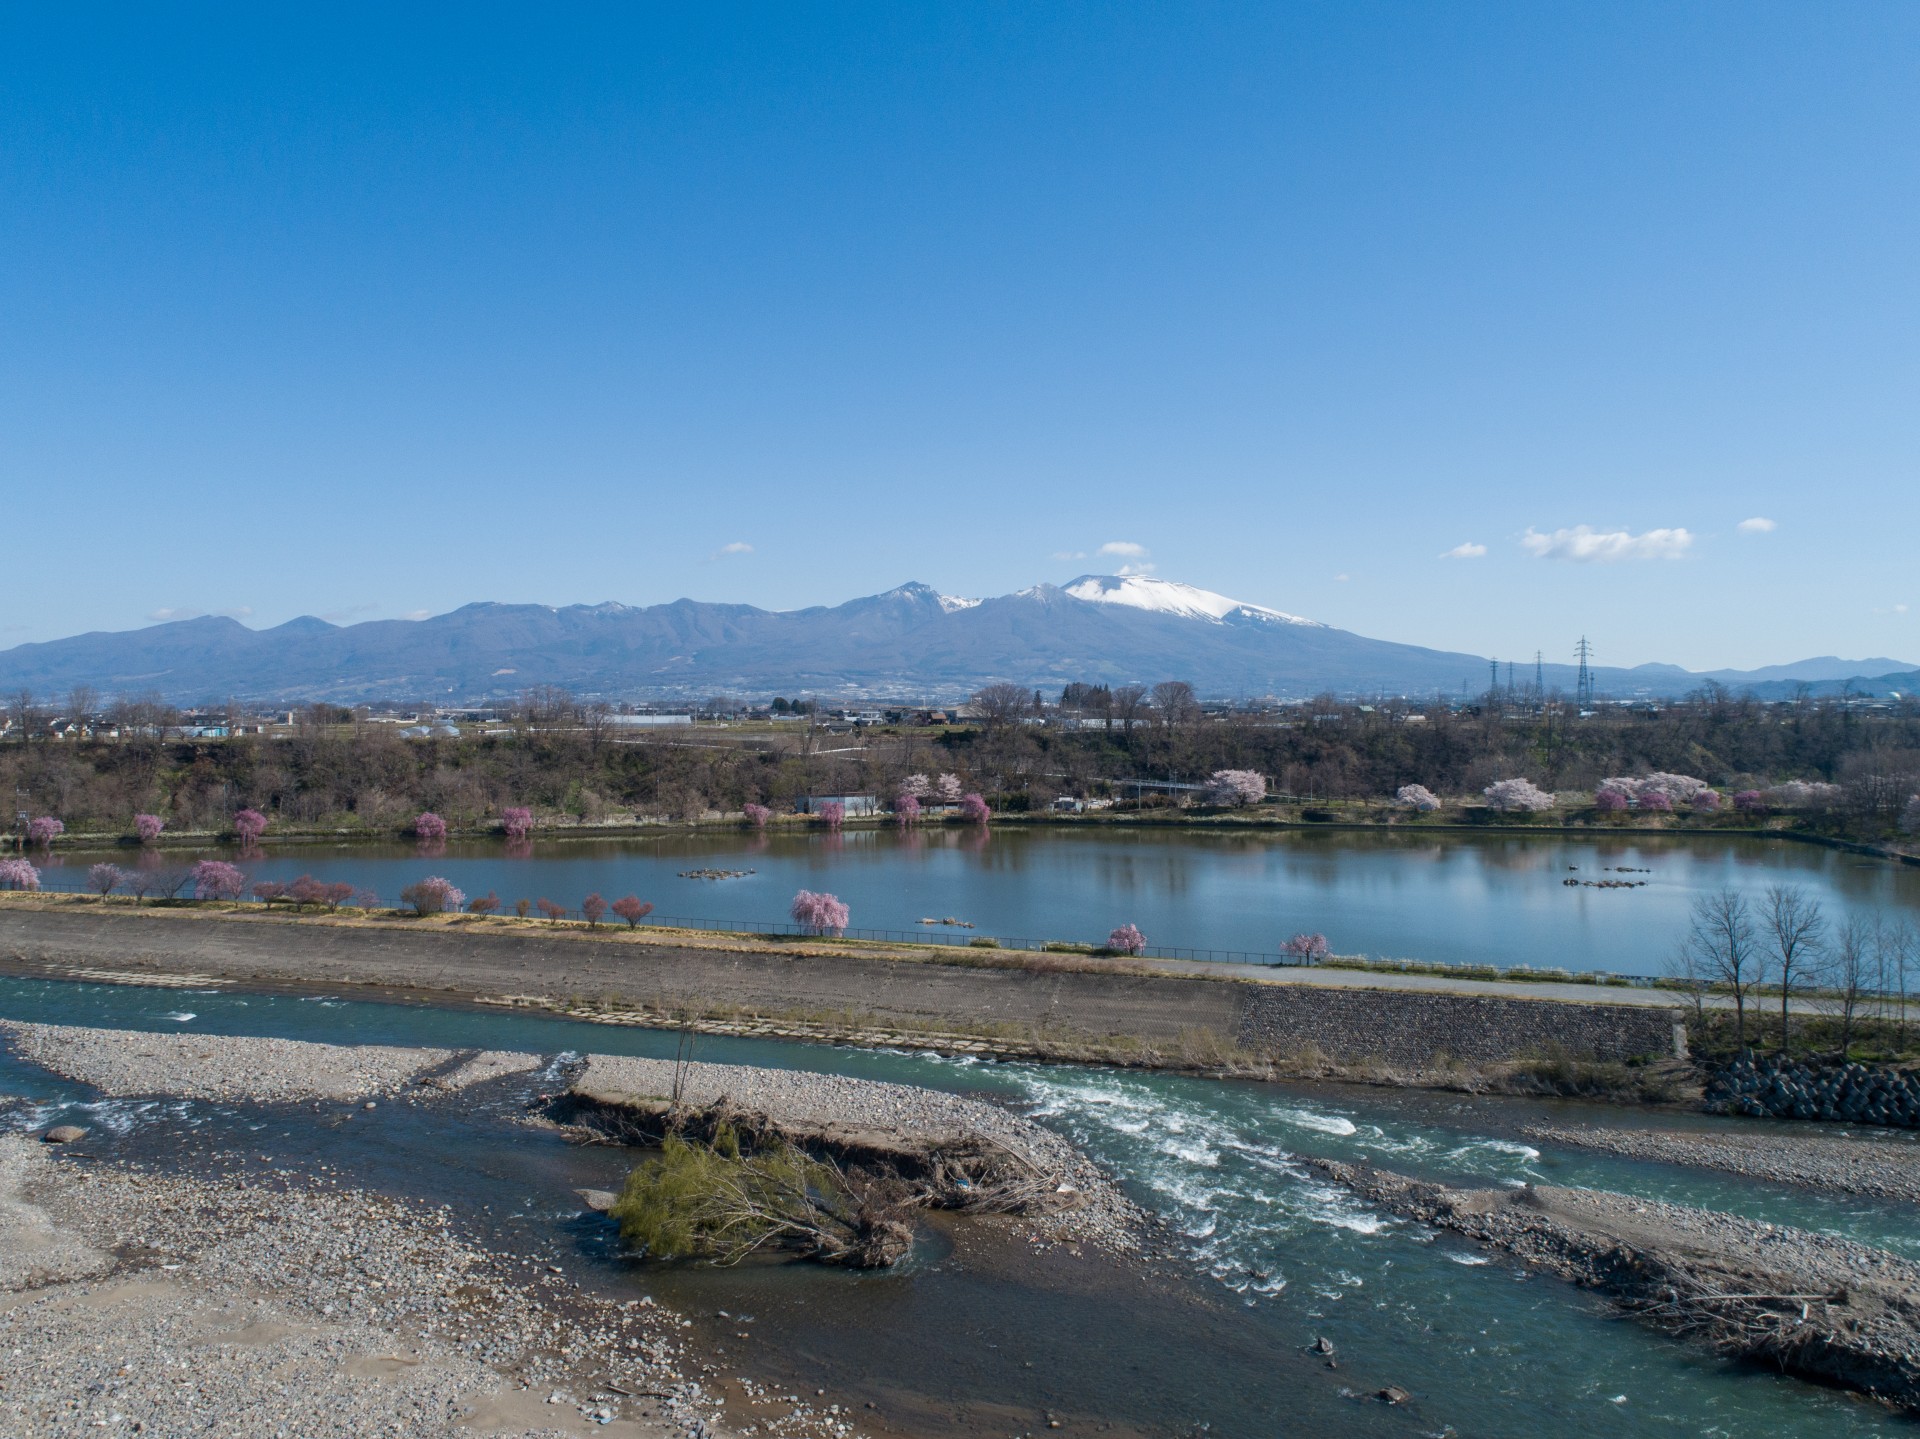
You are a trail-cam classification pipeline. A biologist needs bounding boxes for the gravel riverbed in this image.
[0,1134,888,1437]
[1527,1122,1920,1203]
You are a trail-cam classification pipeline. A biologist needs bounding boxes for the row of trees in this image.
[1672,886,1918,1057]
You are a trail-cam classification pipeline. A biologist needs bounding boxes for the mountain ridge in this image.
[0,575,1909,705]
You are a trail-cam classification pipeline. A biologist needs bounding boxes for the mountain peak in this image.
[1062,574,1321,627]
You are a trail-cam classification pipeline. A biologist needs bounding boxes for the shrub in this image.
[351,887,380,911]
[323,881,355,911]
[514,898,532,918]
[26,816,63,848]
[967,935,1000,948]
[536,898,567,924]
[791,889,849,936]
[612,895,654,928]
[398,876,466,916]
[1483,779,1554,812]
[743,803,772,828]
[1106,923,1147,955]
[251,880,288,905]
[1395,784,1440,812]
[191,860,247,900]
[414,811,448,841]
[0,859,40,891]
[133,814,165,843]
[288,875,325,909]
[582,892,608,927]
[87,863,124,898]
[500,807,533,841]
[232,809,268,844]
[466,890,501,915]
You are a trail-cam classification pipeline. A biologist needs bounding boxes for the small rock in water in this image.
[576,1188,618,1213]
[1376,1386,1413,1406]
[42,1125,87,1144]
[363,1101,377,1110]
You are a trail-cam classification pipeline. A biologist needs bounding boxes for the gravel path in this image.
[0,1020,455,1102]
[1528,1123,1920,1203]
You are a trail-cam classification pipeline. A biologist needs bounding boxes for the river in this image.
[32,826,1920,975]
[2,973,1915,1437]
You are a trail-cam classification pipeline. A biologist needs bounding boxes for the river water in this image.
[36,827,1920,975]
[2,975,1915,1438]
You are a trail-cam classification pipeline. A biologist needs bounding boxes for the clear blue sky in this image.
[2,3,1915,670]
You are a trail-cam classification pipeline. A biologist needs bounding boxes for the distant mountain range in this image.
[0,575,1912,706]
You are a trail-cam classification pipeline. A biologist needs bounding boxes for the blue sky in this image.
[2,3,1915,671]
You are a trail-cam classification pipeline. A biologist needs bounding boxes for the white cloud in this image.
[1440,542,1487,560]
[1521,525,1693,563]
[1334,573,1351,582]
[1098,540,1148,558]
[1115,561,1157,576]
[1051,550,1088,561]
[704,540,754,562]
[402,609,431,621]
[1736,516,1777,534]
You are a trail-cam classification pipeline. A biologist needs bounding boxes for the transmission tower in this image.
[1534,650,1543,698]
[1574,637,1595,710]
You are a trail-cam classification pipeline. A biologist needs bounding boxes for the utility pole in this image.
[1534,650,1543,700]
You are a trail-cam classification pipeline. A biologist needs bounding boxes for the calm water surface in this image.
[3,976,1917,1438]
[44,827,1920,975]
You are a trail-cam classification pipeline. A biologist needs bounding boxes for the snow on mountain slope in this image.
[1062,575,1321,626]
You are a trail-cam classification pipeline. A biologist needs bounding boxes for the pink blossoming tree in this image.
[1593,787,1630,813]
[581,892,608,928]
[900,774,933,801]
[500,807,533,841]
[1205,770,1267,807]
[466,890,501,915]
[743,803,772,828]
[894,793,921,824]
[26,816,63,848]
[1395,784,1441,812]
[399,876,466,915]
[816,801,845,830]
[88,863,124,898]
[192,860,247,901]
[1282,932,1330,963]
[612,895,654,928]
[0,859,40,891]
[1482,779,1555,813]
[1106,923,1147,955]
[414,812,448,841]
[232,809,268,845]
[934,773,964,803]
[790,889,849,936]
[958,793,991,823]
[134,814,165,843]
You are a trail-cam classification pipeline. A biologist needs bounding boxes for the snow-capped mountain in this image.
[0,576,1906,704]
[1061,574,1321,626]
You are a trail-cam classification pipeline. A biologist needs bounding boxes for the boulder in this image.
[42,1125,87,1144]
[575,1188,618,1214]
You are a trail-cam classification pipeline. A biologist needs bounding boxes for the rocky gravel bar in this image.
[0,1133,891,1438]
[1528,1122,1920,1203]
[1318,1158,1920,1413]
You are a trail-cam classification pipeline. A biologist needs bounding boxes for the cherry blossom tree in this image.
[1733,790,1767,813]
[790,889,849,936]
[1593,787,1630,813]
[1395,784,1440,812]
[536,898,567,924]
[232,809,268,845]
[893,793,921,824]
[1205,770,1267,807]
[353,887,380,911]
[192,860,247,901]
[743,803,772,828]
[1106,923,1147,955]
[252,880,289,906]
[1692,788,1723,812]
[582,892,608,928]
[816,801,845,830]
[322,881,355,911]
[934,773,964,803]
[26,816,63,848]
[899,774,933,801]
[1639,790,1673,812]
[466,890,502,915]
[400,876,466,915]
[1765,781,1844,810]
[134,814,165,843]
[87,863,124,898]
[958,793,990,823]
[1282,932,1330,963]
[612,895,654,928]
[0,859,40,891]
[500,807,533,841]
[414,811,448,841]
[1482,778,1555,812]
[289,875,326,909]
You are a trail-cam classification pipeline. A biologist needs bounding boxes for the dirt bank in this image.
[1317,1159,1920,1413]
[0,902,1680,1074]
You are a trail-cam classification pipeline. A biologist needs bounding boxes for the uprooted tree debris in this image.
[552,1091,1087,1269]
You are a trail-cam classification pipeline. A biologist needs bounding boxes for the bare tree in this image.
[7,690,35,744]
[970,684,1034,728]
[1151,680,1199,735]
[66,685,98,728]
[1681,889,1764,1050]
[1820,916,1873,1061]
[1760,884,1825,1054]
[1112,685,1148,738]
[1879,921,1916,1052]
